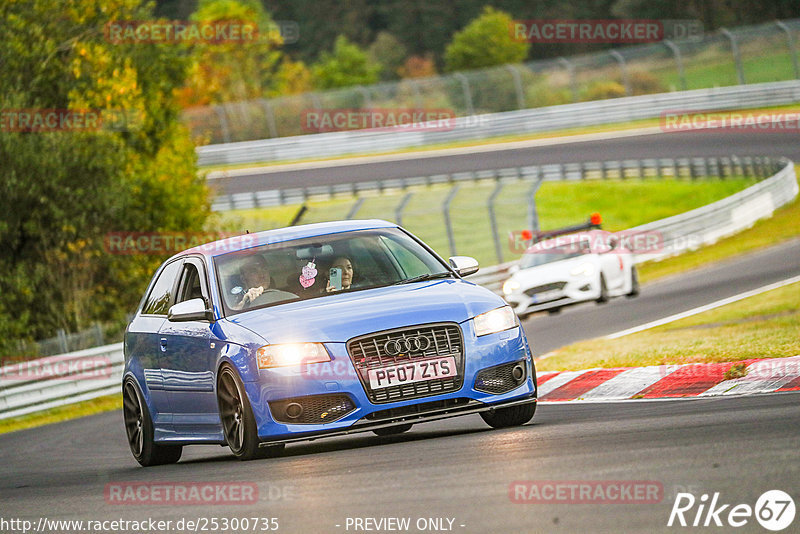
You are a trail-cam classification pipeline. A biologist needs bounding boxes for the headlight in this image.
[256,343,330,369]
[502,280,520,295]
[570,262,595,277]
[474,306,517,337]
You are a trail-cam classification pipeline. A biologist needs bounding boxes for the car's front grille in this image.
[474,360,527,394]
[269,394,355,424]
[524,281,567,297]
[347,323,464,404]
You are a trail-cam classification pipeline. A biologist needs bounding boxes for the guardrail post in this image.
[346,197,365,219]
[557,57,579,102]
[609,51,631,96]
[776,21,800,79]
[442,185,460,256]
[395,192,414,227]
[487,181,506,264]
[505,65,526,110]
[453,73,474,116]
[214,105,232,144]
[259,99,278,138]
[663,40,687,91]
[526,175,544,233]
[720,29,745,85]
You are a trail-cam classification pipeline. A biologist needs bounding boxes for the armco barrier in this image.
[2,157,796,419]
[197,81,800,167]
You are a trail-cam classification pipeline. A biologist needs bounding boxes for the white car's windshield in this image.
[214,228,452,315]
[519,250,586,269]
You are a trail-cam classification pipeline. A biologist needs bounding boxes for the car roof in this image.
[175,219,399,260]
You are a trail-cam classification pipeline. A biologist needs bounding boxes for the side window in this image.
[176,262,205,304]
[381,236,430,278]
[142,260,182,315]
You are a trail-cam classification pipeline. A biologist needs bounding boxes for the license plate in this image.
[368,356,457,389]
[532,289,560,304]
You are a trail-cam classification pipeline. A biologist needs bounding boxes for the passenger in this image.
[326,256,354,292]
[231,255,295,310]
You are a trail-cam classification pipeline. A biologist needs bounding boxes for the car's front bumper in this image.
[505,274,600,314]
[243,324,536,442]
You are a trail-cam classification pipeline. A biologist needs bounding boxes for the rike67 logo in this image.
[668,490,795,531]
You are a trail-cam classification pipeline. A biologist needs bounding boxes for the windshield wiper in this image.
[394,272,454,285]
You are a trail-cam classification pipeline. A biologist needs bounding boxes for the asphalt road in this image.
[2,393,798,533]
[521,238,800,355]
[212,130,800,195]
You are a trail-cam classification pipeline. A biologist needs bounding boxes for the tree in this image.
[312,35,381,90]
[368,32,408,81]
[444,6,530,72]
[0,0,208,354]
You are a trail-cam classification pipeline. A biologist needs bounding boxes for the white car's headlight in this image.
[474,306,517,337]
[256,343,330,369]
[502,280,520,295]
[570,262,595,277]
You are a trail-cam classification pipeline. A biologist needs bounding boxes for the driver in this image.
[231,255,295,310]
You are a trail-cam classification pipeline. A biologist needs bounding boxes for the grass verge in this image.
[0,394,120,435]
[537,281,800,372]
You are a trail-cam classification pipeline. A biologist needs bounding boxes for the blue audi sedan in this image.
[123,220,537,465]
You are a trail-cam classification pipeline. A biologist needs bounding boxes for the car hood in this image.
[226,279,503,344]
[511,256,598,285]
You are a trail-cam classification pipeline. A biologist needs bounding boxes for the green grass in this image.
[537,281,800,372]
[639,172,800,283]
[222,178,755,268]
[0,394,121,435]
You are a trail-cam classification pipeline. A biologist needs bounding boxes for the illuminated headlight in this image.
[474,306,517,337]
[256,343,330,369]
[570,263,595,277]
[502,280,520,295]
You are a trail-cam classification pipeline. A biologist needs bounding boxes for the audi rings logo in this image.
[384,336,431,356]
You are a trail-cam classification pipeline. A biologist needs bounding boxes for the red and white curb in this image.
[535,356,800,402]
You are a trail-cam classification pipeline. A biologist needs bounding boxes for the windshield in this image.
[214,228,452,315]
[519,250,586,269]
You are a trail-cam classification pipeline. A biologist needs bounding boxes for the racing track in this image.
[2,129,798,533]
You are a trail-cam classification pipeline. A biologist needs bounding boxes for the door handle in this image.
[159,337,167,352]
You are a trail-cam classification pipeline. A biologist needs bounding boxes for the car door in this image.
[125,258,184,433]
[157,256,223,436]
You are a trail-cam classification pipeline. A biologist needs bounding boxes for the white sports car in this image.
[502,236,639,317]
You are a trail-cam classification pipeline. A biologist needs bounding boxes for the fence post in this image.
[663,40,687,91]
[487,181,506,264]
[775,21,800,79]
[609,50,631,96]
[346,197,365,219]
[410,80,424,109]
[259,99,278,138]
[526,175,544,233]
[557,57,578,102]
[395,192,414,227]
[720,28,745,85]
[453,73,474,116]
[442,184,460,257]
[354,86,372,109]
[505,65,526,110]
[57,329,69,354]
[214,105,232,144]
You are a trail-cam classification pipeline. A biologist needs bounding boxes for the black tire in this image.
[626,266,640,298]
[480,401,536,429]
[596,274,609,304]
[373,424,413,436]
[217,365,285,461]
[123,379,182,467]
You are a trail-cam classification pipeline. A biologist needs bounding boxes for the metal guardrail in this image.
[0,343,123,420]
[197,80,800,167]
[2,156,795,420]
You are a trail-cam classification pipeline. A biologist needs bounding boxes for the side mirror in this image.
[449,256,479,277]
[167,298,214,322]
